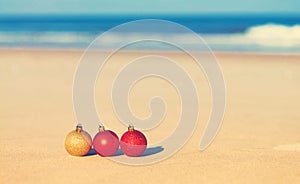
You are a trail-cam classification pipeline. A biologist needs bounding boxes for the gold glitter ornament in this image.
[64,124,92,156]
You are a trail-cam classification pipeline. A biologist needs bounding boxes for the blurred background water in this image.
[0,14,299,52]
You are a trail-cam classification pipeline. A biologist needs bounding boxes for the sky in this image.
[0,0,299,15]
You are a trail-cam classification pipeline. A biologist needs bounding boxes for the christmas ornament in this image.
[64,124,92,156]
[93,125,119,157]
[120,125,147,157]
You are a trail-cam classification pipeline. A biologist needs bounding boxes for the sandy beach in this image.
[0,49,299,183]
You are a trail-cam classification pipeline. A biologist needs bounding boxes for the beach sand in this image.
[0,49,299,183]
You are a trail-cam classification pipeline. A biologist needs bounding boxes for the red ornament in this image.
[93,125,119,157]
[120,125,147,157]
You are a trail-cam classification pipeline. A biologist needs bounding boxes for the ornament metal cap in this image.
[128,124,134,131]
[76,123,83,132]
[98,125,105,132]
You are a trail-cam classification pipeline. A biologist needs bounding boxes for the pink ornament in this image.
[93,126,119,157]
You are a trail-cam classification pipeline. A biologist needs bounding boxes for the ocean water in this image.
[0,14,300,52]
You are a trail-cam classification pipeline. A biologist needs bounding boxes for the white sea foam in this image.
[0,32,94,45]
[245,24,300,47]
